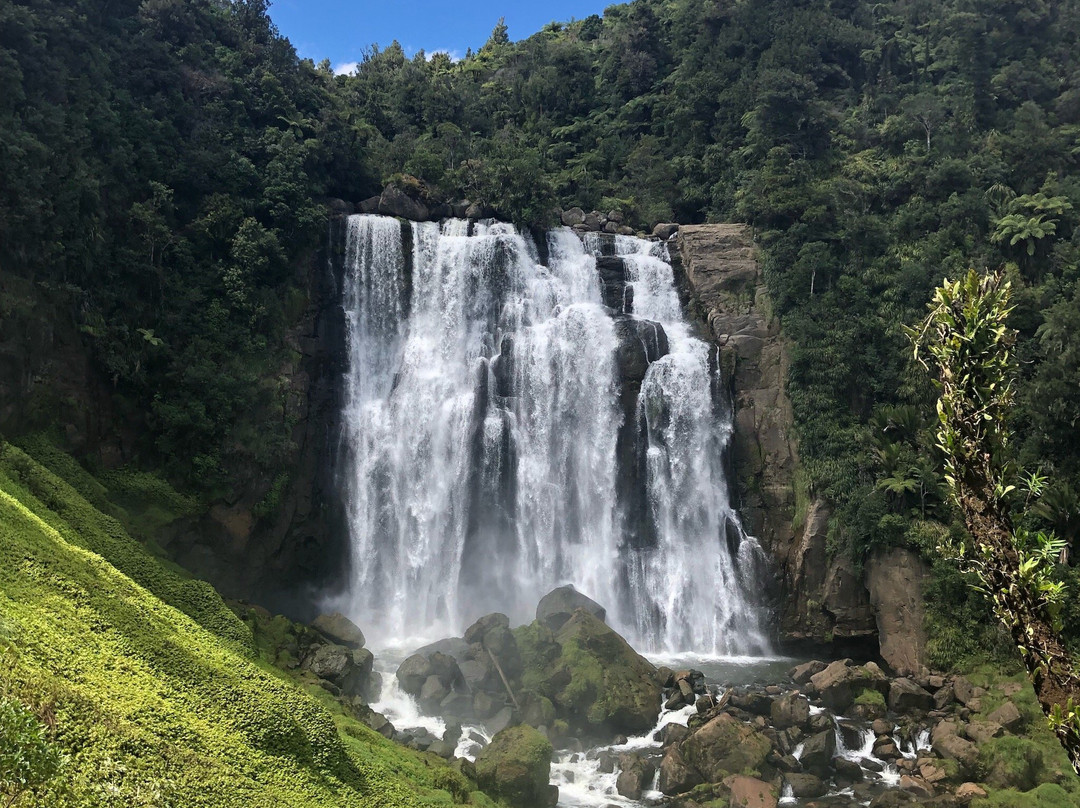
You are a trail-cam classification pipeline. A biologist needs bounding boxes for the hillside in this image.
[0,439,484,806]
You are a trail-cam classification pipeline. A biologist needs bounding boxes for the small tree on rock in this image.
[909,268,1080,773]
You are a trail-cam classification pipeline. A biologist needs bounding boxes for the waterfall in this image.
[337,214,770,655]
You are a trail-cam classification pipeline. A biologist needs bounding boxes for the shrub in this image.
[0,697,65,807]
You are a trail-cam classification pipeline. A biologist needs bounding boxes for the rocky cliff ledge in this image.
[674,225,927,671]
[673,225,798,573]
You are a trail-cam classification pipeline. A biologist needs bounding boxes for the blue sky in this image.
[268,1,613,74]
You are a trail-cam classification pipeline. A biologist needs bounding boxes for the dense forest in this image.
[3,0,1080,655]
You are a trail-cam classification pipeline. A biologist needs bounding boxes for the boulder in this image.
[561,207,586,227]
[325,198,353,216]
[797,729,836,776]
[465,613,522,679]
[475,725,557,808]
[899,775,935,798]
[809,660,889,713]
[615,752,656,800]
[653,222,679,240]
[681,713,773,782]
[312,613,366,649]
[658,745,702,794]
[359,195,381,213]
[378,183,429,221]
[789,660,827,684]
[397,653,435,696]
[516,610,661,735]
[986,701,1024,733]
[934,683,956,710]
[465,201,487,219]
[536,585,606,631]
[583,211,603,231]
[955,783,987,803]
[889,678,935,713]
[419,675,450,711]
[726,774,778,808]
[833,756,864,781]
[305,643,351,680]
[785,773,826,798]
[964,720,1003,745]
[931,730,978,775]
[952,676,976,707]
[770,692,810,730]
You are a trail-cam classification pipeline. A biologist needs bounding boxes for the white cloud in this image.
[333,61,360,76]
[429,49,463,63]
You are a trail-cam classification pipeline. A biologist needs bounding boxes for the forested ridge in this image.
[3,0,1080,646]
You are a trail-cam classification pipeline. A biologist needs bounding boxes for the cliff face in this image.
[0,217,350,616]
[673,224,799,564]
[674,224,927,667]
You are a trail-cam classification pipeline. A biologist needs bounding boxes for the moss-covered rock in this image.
[515,610,661,736]
[474,724,557,808]
[681,713,773,782]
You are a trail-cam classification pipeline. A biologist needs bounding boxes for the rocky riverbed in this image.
[262,587,1075,808]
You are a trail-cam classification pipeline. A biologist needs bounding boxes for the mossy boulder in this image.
[475,724,557,808]
[515,610,661,735]
[681,713,773,782]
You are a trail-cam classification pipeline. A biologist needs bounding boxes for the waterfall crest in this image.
[338,214,770,654]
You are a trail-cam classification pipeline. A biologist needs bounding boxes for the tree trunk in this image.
[958,476,1080,773]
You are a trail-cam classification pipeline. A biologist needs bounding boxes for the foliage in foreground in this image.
[0,440,480,807]
[911,269,1080,772]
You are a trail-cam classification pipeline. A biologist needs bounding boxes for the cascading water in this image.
[337,214,770,654]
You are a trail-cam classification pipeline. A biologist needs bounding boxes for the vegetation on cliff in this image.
[5,0,1080,582]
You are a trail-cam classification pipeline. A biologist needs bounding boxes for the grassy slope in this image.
[0,441,484,807]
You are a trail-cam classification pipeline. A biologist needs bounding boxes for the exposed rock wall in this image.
[673,225,797,562]
[674,225,922,661]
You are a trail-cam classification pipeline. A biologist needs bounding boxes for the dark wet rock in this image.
[615,753,656,800]
[771,692,810,729]
[786,772,827,798]
[833,756,865,781]
[798,729,836,776]
[536,585,606,631]
[889,678,935,713]
[658,744,703,794]
[359,195,381,213]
